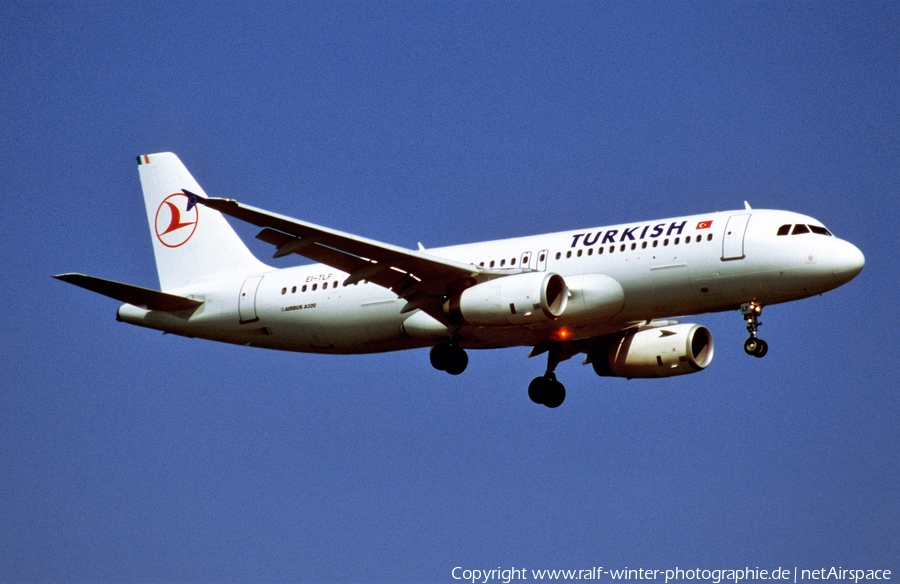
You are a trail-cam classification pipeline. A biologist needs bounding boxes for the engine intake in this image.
[592,323,714,378]
[445,272,568,326]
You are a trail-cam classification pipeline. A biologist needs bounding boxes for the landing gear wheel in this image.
[528,373,566,408]
[743,337,768,358]
[430,341,468,375]
[444,347,468,375]
[429,343,451,371]
[753,339,769,359]
[744,337,760,355]
[528,377,548,405]
[543,380,566,408]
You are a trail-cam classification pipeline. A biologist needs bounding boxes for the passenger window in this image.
[281,287,287,295]
[479,261,484,267]
[566,251,572,258]
[777,224,791,236]
[609,246,615,253]
[302,285,307,292]
[652,240,658,248]
[630,243,636,250]
[511,258,516,265]
[792,224,810,235]
[500,259,506,267]
[577,250,583,257]
[587,248,593,256]
[707,234,713,241]
[674,237,680,245]
[292,286,297,293]
[539,253,545,261]
[334,281,339,288]
[555,252,561,260]
[598,247,604,255]
[685,236,691,243]
[312,284,317,291]
[323,282,328,289]
[663,239,669,246]
[642,241,647,249]
[619,244,625,252]
[490,260,495,267]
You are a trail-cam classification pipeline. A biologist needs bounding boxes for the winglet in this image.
[744,200,752,210]
[183,189,202,211]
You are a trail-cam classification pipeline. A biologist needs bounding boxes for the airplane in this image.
[55,152,865,408]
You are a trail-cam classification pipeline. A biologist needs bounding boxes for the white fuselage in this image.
[117,208,864,354]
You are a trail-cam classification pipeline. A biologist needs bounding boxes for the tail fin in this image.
[137,152,270,291]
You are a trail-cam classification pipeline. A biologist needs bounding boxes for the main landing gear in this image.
[430,340,468,375]
[528,345,566,408]
[741,301,768,358]
[430,339,567,408]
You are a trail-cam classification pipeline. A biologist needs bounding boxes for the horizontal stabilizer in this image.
[54,273,203,312]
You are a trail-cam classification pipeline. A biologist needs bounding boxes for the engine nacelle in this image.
[445,272,568,326]
[562,273,625,323]
[592,323,714,378]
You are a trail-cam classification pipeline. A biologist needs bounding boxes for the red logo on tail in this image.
[155,193,199,248]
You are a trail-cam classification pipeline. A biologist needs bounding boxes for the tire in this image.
[444,346,468,375]
[543,380,566,408]
[744,338,760,356]
[429,343,451,371]
[528,377,548,405]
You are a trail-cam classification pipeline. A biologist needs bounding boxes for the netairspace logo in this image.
[450,566,892,584]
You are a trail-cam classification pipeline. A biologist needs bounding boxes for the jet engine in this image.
[591,323,714,378]
[445,272,568,326]
[562,273,625,323]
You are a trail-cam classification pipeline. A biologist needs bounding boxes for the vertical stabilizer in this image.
[137,152,270,291]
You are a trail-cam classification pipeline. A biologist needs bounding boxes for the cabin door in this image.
[722,214,751,260]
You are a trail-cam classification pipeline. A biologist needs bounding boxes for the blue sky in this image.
[2,2,898,582]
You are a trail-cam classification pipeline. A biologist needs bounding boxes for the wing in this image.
[193,195,493,320]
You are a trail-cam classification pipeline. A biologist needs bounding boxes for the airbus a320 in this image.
[56,153,865,408]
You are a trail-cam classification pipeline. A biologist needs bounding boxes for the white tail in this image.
[137,152,270,291]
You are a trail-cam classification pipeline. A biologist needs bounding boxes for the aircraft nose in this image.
[832,240,865,285]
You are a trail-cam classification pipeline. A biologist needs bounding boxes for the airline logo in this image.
[697,220,713,229]
[155,193,198,248]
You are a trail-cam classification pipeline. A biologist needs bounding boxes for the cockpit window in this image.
[780,223,833,237]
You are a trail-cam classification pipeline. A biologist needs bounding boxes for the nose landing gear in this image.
[741,302,768,358]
